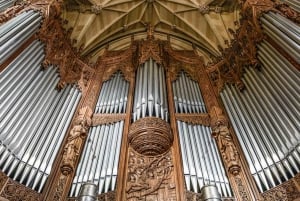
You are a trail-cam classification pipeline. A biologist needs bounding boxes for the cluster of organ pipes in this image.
[70,72,128,196]
[0,0,16,12]
[95,71,129,114]
[221,40,300,192]
[177,122,233,197]
[0,10,42,65]
[70,121,125,196]
[172,71,233,197]
[261,11,300,63]
[173,71,206,113]
[132,58,169,122]
[0,40,81,192]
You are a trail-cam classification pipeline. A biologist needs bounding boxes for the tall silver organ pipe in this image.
[172,71,206,113]
[177,122,232,197]
[261,12,300,63]
[0,40,81,192]
[70,121,125,197]
[281,0,300,12]
[133,58,168,122]
[220,40,300,192]
[0,10,42,65]
[0,0,16,12]
[95,71,129,114]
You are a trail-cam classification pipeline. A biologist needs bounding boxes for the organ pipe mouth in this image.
[128,117,173,156]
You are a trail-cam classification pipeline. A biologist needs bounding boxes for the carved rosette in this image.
[210,107,240,176]
[126,149,176,200]
[61,106,93,175]
[128,117,173,156]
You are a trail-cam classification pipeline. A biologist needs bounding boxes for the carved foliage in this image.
[129,117,173,156]
[61,106,93,175]
[274,3,300,24]
[234,177,250,201]
[0,179,40,201]
[126,149,176,200]
[98,191,116,201]
[0,1,29,24]
[175,113,210,126]
[0,171,8,192]
[92,113,126,126]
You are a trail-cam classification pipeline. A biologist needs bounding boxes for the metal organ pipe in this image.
[0,0,16,12]
[0,10,42,65]
[0,40,81,192]
[172,71,232,198]
[281,0,300,12]
[172,71,206,113]
[132,58,169,121]
[220,40,300,192]
[261,12,300,63]
[70,71,128,197]
[70,121,125,197]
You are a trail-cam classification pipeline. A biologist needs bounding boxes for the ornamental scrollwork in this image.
[92,113,126,126]
[175,113,210,126]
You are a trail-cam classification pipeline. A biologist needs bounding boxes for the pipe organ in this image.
[221,40,300,192]
[281,0,300,12]
[0,10,42,64]
[173,71,232,197]
[70,71,129,196]
[0,40,81,192]
[133,58,168,122]
[0,0,16,12]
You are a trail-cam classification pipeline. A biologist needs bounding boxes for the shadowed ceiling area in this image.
[62,0,241,62]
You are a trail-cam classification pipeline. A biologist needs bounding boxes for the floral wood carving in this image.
[274,3,300,24]
[0,1,29,24]
[92,113,126,126]
[138,25,163,65]
[98,191,116,201]
[0,178,40,201]
[126,149,176,200]
[210,106,240,176]
[175,113,210,126]
[128,117,173,156]
[234,177,250,201]
[61,106,93,175]
[261,173,300,201]
[53,175,67,201]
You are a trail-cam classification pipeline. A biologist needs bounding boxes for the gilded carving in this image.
[126,149,176,201]
[175,113,210,126]
[92,113,126,126]
[61,106,93,175]
[210,107,240,175]
[128,117,173,156]
[0,179,40,201]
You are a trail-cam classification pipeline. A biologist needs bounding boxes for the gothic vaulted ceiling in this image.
[62,0,241,63]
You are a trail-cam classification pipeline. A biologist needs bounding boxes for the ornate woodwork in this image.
[128,117,173,156]
[175,113,210,126]
[0,173,40,201]
[92,113,126,126]
[126,149,177,201]
[61,106,93,175]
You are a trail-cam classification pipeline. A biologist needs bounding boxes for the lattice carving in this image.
[175,113,210,126]
[126,149,176,200]
[128,117,173,156]
[61,106,93,175]
[92,113,126,126]
[0,179,40,201]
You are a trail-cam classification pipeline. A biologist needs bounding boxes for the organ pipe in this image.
[0,40,81,192]
[172,71,206,113]
[281,0,300,12]
[95,71,129,114]
[0,10,42,65]
[220,40,300,192]
[177,121,233,197]
[261,12,300,63]
[70,121,125,197]
[0,0,16,12]
[133,58,169,121]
